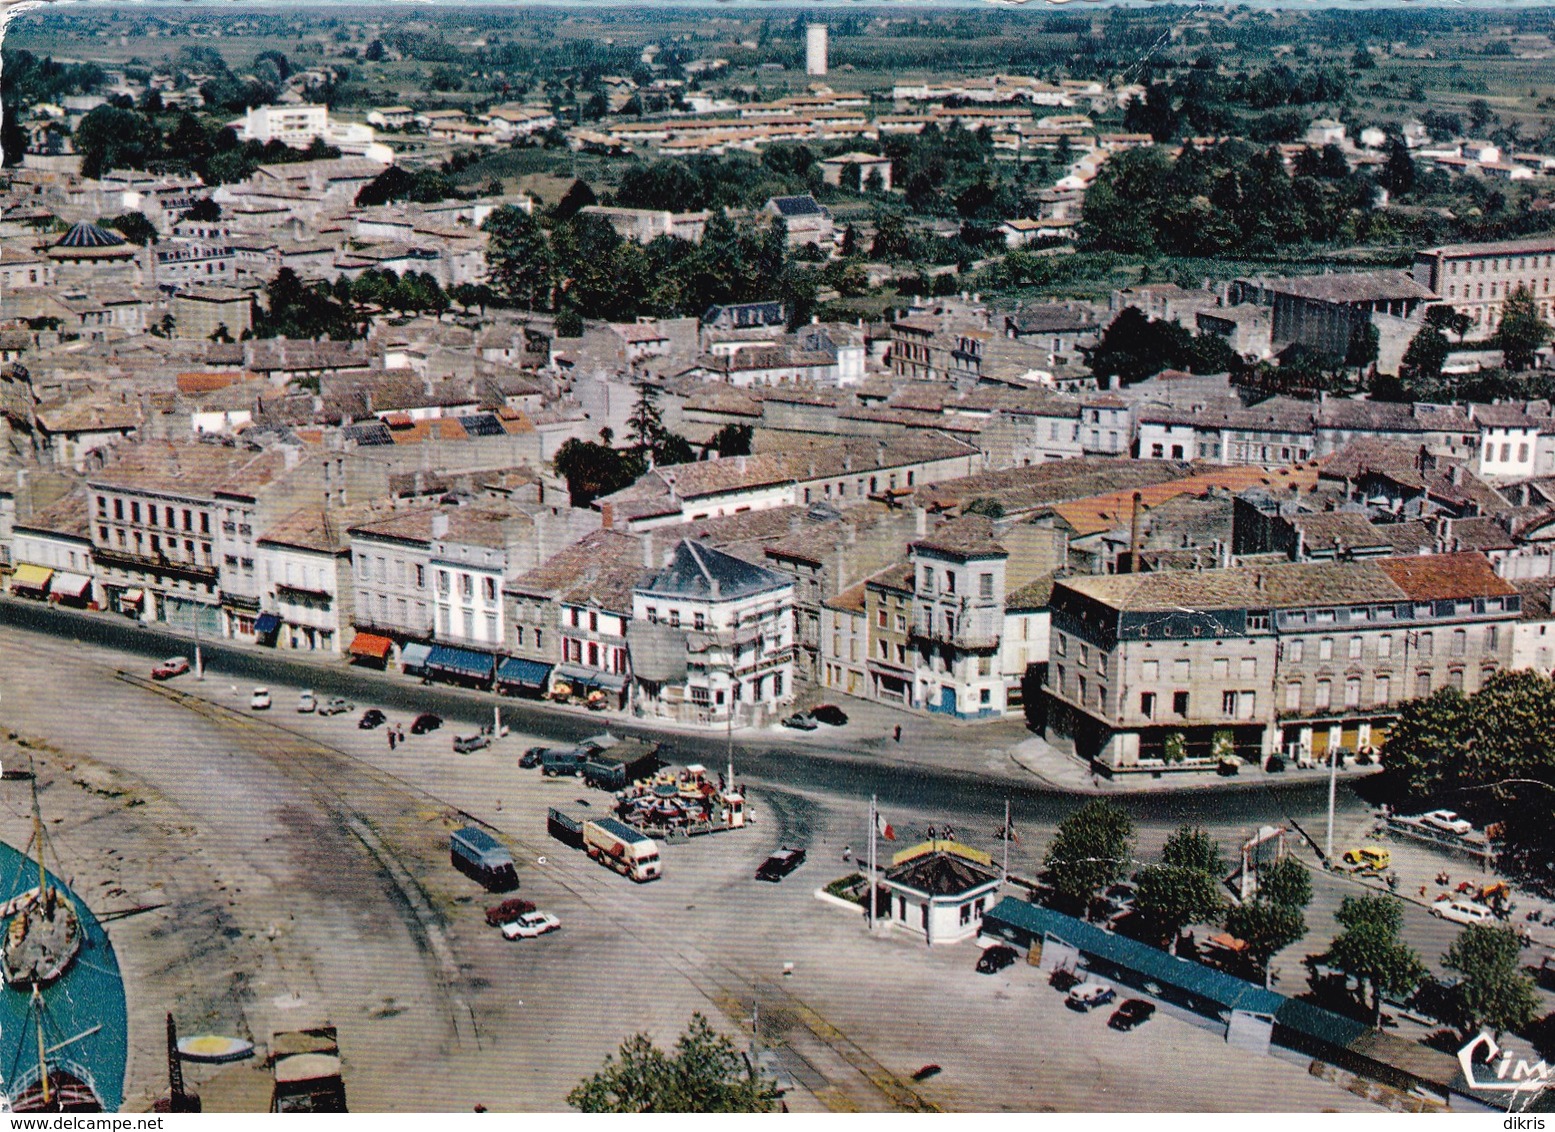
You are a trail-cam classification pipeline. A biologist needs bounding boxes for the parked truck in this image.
[580,739,664,791]
[269,1027,346,1113]
[450,826,519,891]
[584,817,662,882]
[549,810,661,881]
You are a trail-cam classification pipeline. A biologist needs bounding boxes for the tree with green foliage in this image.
[1345,320,1380,371]
[1400,324,1449,384]
[708,424,752,458]
[1161,826,1225,876]
[1044,799,1134,914]
[554,307,584,337]
[552,179,598,221]
[1259,857,1313,911]
[1381,138,1415,197]
[1134,864,1225,953]
[483,206,554,311]
[1379,687,1470,800]
[1442,923,1540,1040]
[1323,895,1426,1025]
[180,198,221,224]
[1226,901,1305,985]
[567,1012,779,1113]
[104,212,157,246]
[553,437,643,508]
[73,105,160,177]
[1496,285,1552,372]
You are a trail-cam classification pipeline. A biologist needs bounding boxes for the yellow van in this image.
[1341,846,1390,870]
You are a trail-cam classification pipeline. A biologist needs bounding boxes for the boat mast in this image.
[32,987,50,1109]
[31,775,48,903]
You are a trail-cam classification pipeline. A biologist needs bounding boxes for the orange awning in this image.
[349,632,394,659]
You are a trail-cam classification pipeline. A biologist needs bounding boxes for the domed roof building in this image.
[48,222,135,261]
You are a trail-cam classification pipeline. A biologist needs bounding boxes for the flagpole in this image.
[868,795,876,932]
[1002,797,1010,884]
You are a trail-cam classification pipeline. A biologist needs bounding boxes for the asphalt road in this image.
[0,596,1371,848]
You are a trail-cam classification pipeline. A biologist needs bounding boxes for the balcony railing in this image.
[909,620,1001,650]
[95,544,218,582]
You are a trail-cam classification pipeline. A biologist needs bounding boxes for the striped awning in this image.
[556,665,627,693]
[10,564,53,592]
[400,642,433,670]
[349,632,394,659]
[427,645,496,679]
[51,571,92,598]
[121,588,144,606]
[496,656,553,689]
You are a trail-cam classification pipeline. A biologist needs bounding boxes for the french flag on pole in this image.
[876,811,896,841]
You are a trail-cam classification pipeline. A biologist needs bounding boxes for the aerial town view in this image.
[1,0,1554,1116]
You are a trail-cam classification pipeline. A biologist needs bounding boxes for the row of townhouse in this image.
[1043,552,1519,774]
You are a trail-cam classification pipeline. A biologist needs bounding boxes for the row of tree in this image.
[482,205,819,328]
[1042,802,1538,1035]
[1079,141,1380,257]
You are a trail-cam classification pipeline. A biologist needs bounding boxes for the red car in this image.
[151,656,191,680]
[485,898,537,927]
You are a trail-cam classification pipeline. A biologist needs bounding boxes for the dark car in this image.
[519,746,546,769]
[358,709,387,730]
[976,945,1018,974]
[484,897,537,928]
[810,704,849,726]
[410,712,443,735]
[1108,999,1156,1031]
[755,847,807,882]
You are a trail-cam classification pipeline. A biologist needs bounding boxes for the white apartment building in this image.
[1413,236,1555,338]
[628,541,796,728]
[237,104,329,148]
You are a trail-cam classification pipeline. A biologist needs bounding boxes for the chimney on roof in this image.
[642,532,654,568]
[915,505,927,537]
[431,512,449,539]
[1255,572,1265,592]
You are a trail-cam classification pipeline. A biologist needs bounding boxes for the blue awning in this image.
[497,656,553,688]
[556,665,627,693]
[427,644,496,679]
[400,642,433,670]
[254,612,281,634]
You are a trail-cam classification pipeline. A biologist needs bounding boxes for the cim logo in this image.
[1460,1032,1553,1098]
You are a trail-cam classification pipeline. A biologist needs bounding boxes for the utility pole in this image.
[193,603,204,681]
[1002,797,1011,883]
[1324,745,1339,866]
[867,795,877,932]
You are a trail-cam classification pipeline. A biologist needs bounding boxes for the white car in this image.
[1432,897,1494,925]
[1420,810,1473,836]
[297,690,317,713]
[250,687,272,711]
[500,911,561,939]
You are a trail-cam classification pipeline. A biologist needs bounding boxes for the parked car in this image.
[976,945,1018,974]
[297,690,317,713]
[1420,810,1473,836]
[1432,897,1494,925]
[781,712,818,731]
[519,746,546,769]
[1108,999,1156,1031]
[755,847,807,882]
[318,697,354,716]
[151,656,190,680]
[358,709,387,730]
[453,731,493,754]
[500,910,561,939]
[810,704,849,726]
[250,688,272,711]
[484,898,537,928]
[1065,982,1116,1012]
[410,713,442,735]
[1341,846,1391,871]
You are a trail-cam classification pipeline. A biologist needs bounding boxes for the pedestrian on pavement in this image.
[842,846,852,862]
[893,725,902,743]
[389,728,397,751]
[1419,885,1427,897]
[927,824,937,841]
